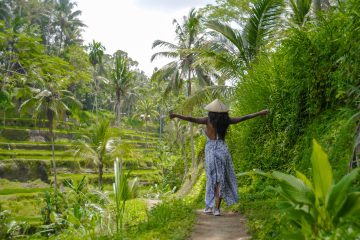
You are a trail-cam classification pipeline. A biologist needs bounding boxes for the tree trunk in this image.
[145,120,149,148]
[187,70,195,168]
[349,123,360,172]
[47,110,59,211]
[51,131,57,195]
[59,30,63,55]
[99,161,103,189]
[3,109,5,128]
[159,108,162,138]
[94,70,98,117]
[313,0,323,17]
[115,89,121,125]
[182,137,188,177]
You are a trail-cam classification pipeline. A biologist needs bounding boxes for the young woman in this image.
[170,99,269,216]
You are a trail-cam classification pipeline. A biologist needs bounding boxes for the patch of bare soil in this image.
[189,210,251,240]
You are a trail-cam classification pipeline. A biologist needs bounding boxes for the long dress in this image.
[204,134,238,208]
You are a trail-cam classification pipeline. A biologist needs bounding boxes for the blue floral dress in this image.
[204,135,238,208]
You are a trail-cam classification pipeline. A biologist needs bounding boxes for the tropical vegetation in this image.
[0,0,359,239]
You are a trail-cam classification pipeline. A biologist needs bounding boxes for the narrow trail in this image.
[190,210,251,240]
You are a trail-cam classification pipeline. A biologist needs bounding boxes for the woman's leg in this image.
[215,183,222,209]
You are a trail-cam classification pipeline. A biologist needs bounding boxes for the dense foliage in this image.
[1,0,360,239]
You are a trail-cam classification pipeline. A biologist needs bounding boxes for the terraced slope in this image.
[0,120,161,223]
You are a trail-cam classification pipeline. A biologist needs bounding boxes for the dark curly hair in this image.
[208,112,230,140]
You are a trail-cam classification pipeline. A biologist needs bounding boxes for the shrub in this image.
[253,140,360,238]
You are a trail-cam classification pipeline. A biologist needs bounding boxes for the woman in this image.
[170,99,269,216]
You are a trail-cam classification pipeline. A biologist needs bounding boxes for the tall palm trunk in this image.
[159,107,162,137]
[98,160,103,189]
[182,137,188,177]
[187,70,195,168]
[59,29,63,55]
[93,70,98,117]
[115,88,121,125]
[3,109,6,128]
[47,111,58,210]
[51,131,57,194]
[313,0,321,17]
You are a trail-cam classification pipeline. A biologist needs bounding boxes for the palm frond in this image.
[289,0,312,26]
[74,140,100,166]
[206,20,249,66]
[150,51,178,62]
[175,85,235,114]
[194,66,214,87]
[152,40,179,50]
[196,46,244,79]
[244,0,284,59]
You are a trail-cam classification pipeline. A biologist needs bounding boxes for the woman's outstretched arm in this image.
[169,113,208,124]
[230,109,269,124]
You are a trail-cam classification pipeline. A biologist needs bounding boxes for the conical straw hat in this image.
[204,99,229,113]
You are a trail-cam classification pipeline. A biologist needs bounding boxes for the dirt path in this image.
[189,210,251,240]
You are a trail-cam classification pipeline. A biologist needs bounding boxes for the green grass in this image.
[0,125,85,134]
[122,139,158,146]
[53,170,161,184]
[124,199,196,240]
[0,198,42,217]
[123,199,148,228]
[0,188,51,195]
[0,137,72,144]
[11,215,42,225]
[0,156,77,162]
[0,126,159,140]
[120,129,159,139]
[0,179,49,190]
[0,149,71,156]
[0,192,40,201]
[0,142,73,151]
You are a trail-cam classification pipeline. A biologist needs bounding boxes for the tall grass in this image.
[226,1,360,238]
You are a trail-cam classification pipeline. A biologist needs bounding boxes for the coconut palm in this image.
[289,0,312,26]
[0,90,13,127]
[151,8,213,168]
[203,0,284,78]
[174,0,284,113]
[88,40,106,116]
[113,157,138,233]
[136,99,158,131]
[110,53,134,125]
[53,0,86,52]
[19,81,81,198]
[151,8,213,96]
[74,120,115,189]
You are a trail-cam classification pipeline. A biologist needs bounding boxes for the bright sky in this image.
[76,0,216,77]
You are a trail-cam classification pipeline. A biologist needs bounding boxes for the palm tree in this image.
[88,40,106,117]
[74,120,116,189]
[203,0,284,78]
[313,0,331,17]
[289,0,312,26]
[151,8,213,168]
[174,0,284,113]
[110,53,133,125]
[0,90,13,127]
[19,81,81,198]
[151,8,213,95]
[53,0,86,52]
[136,99,158,131]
